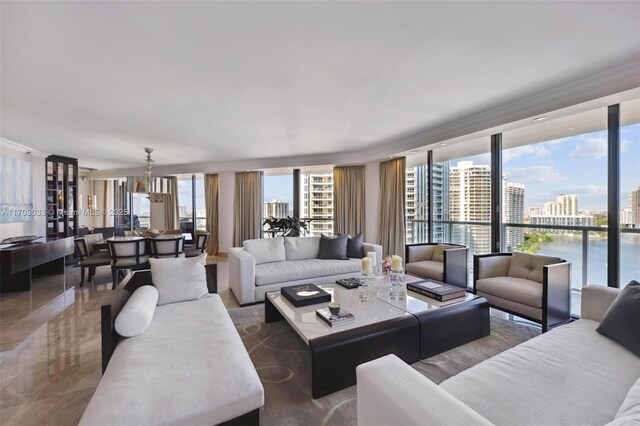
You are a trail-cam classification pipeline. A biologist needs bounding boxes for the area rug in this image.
[228,305,540,426]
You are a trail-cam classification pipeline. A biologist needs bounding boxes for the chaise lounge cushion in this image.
[284,236,320,261]
[80,295,264,425]
[610,376,640,424]
[405,261,444,281]
[255,258,361,286]
[475,276,542,308]
[244,236,286,265]
[440,319,640,426]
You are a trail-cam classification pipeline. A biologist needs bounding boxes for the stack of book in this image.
[316,307,355,327]
[407,280,466,301]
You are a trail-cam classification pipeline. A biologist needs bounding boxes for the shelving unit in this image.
[46,155,78,239]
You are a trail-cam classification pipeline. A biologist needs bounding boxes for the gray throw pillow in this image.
[318,234,349,260]
[346,233,364,258]
[596,280,640,356]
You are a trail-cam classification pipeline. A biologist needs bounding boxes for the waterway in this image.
[536,233,640,289]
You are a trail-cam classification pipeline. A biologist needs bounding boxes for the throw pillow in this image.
[346,233,364,258]
[243,236,286,264]
[150,253,209,305]
[596,280,640,356]
[114,285,159,337]
[318,234,349,260]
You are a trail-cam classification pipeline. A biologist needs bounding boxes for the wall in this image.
[0,146,46,240]
[218,172,235,254]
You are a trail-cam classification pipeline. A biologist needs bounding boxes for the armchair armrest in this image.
[228,247,256,305]
[542,261,571,331]
[362,243,382,265]
[581,285,620,322]
[357,354,493,426]
[443,247,468,288]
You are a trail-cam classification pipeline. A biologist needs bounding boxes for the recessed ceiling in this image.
[1,1,639,171]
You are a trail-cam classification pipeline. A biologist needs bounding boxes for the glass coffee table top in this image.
[266,282,412,344]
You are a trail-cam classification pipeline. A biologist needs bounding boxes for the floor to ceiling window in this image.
[263,172,294,237]
[299,169,333,237]
[620,98,640,288]
[433,138,492,261]
[406,154,428,244]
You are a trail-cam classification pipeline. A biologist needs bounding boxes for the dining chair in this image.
[149,236,185,259]
[74,238,111,286]
[107,238,149,289]
[185,232,209,257]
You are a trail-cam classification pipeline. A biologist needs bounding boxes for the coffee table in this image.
[265,275,489,398]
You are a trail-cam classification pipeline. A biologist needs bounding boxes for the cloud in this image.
[570,137,607,159]
[504,166,567,184]
[503,144,551,164]
[551,184,607,197]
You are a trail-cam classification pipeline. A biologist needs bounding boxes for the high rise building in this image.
[263,199,290,219]
[300,173,333,236]
[632,186,640,228]
[449,161,491,254]
[503,178,525,250]
[405,165,428,243]
[535,194,593,235]
[432,162,450,243]
[544,194,578,216]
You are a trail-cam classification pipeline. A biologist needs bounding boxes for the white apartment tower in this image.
[300,173,334,236]
[263,199,290,219]
[632,186,640,228]
[449,161,491,254]
[503,178,525,250]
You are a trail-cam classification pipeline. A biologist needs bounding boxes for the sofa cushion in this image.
[610,376,640,424]
[597,280,640,357]
[475,276,542,308]
[432,244,458,263]
[150,254,209,305]
[114,286,158,337]
[244,236,286,265]
[346,233,365,259]
[507,252,562,283]
[79,296,264,425]
[255,258,361,286]
[441,319,640,426]
[284,237,320,261]
[407,245,436,263]
[318,234,349,260]
[406,261,444,281]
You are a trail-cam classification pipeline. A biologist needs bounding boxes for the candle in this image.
[361,257,372,274]
[367,251,376,267]
[391,255,402,271]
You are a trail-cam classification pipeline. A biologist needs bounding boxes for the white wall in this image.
[218,172,235,254]
[364,160,380,244]
[0,146,46,240]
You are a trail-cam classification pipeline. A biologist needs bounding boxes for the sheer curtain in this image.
[378,157,406,257]
[233,171,263,246]
[204,173,219,255]
[333,165,365,237]
[164,176,179,230]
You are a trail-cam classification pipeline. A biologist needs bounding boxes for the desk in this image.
[0,237,74,293]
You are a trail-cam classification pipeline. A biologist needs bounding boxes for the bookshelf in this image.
[46,155,78,239]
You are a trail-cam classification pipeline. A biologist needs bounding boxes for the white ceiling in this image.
[2,1,640,173]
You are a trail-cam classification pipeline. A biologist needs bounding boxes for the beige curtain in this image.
[204,173,219,255]
[333,165,365,237]
[379,157,406,257]
[164,177,179,230]
[233,171,263,246]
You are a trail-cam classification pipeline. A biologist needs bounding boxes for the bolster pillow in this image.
[114,285,159,337]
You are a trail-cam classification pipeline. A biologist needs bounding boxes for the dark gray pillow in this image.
[346,233,364,258]
[596,280,640,356]
[318,234,348,260]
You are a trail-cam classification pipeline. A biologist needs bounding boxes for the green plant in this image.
[263,216,310,237]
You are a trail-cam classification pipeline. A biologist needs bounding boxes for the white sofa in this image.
[229,236,382,305]
[357,285,640,426]
[80,272,264,425]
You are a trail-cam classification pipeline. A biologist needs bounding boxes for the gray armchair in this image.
[405,243,469,288]
[473,252,571,332]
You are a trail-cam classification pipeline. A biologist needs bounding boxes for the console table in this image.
[0,237,74,293]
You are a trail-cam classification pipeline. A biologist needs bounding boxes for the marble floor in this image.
[0,256,235,425]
